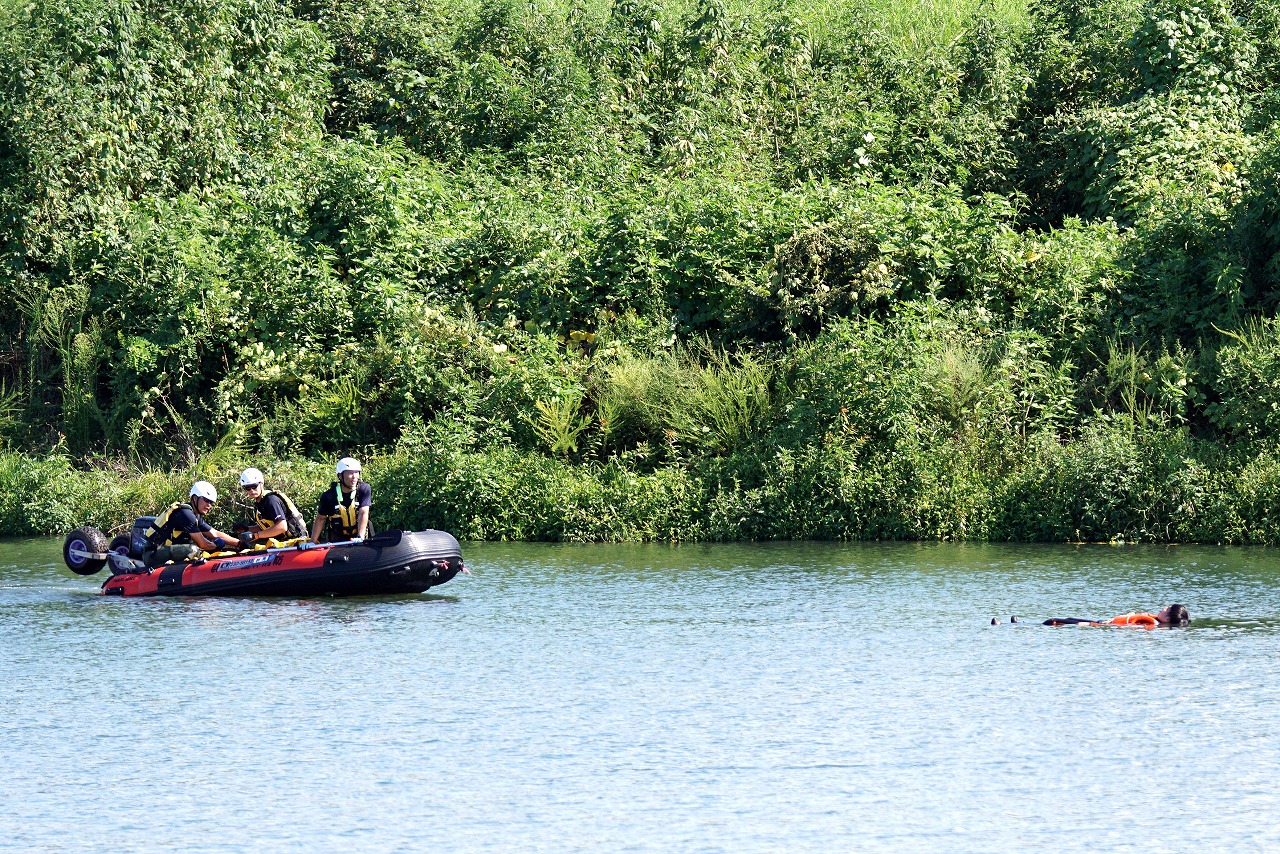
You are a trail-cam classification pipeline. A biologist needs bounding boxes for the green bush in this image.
[8,0,1280,545]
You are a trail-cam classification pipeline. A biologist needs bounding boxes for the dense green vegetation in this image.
[6,0,1280,541]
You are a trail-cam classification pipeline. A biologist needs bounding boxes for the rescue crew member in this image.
[310,456,371,543]
[1043,604,1190,627]
[142,481,239,567]
[236,467,309,547]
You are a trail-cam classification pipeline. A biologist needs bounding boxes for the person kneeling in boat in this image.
[236,467,309,548]
[309,456,371,544]
[1043,605,1190,627]
[141,481,239,567]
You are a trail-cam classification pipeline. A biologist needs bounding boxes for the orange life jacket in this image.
[1109,613,1159,627]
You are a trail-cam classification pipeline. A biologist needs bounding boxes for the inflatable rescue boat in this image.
[62,523,465,597]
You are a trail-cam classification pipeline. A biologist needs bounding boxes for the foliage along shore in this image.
[10,426,1280,543]
[7,0,1280,542]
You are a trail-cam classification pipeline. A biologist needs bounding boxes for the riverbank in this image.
[7,0,1280,508]
[8,421,1280,543]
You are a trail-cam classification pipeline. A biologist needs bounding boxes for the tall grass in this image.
[856,0,1029,49]
[663,345,773,454]
[589,341,773,456]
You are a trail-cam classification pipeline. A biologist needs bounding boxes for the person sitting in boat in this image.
[1043,605,1190,627]
[141,481,239,567]
[236,467,309,547]
[309,456,371,543]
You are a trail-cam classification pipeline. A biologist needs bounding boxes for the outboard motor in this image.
[105,516,155,562]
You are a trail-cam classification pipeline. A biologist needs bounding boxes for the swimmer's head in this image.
[1157,604,1190,626]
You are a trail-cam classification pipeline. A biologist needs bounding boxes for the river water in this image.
[3,537,1280,851]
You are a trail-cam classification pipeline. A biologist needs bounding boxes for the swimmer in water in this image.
[1043,604,1190,627]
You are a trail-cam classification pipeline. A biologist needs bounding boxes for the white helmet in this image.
[190,481,218,503]
[336,457,362,475]
[239,467,265,487]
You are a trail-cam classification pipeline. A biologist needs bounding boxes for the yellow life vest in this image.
[255,489,308,539]
[144,502,197,547]
[327,482,363,538]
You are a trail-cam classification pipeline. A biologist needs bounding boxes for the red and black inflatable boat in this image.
[62,526,465,597]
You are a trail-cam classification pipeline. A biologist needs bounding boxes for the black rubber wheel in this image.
[63,526,109,575]
[105,534,142,576]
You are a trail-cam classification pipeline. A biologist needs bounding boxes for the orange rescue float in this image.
[1109,613,1160,627]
